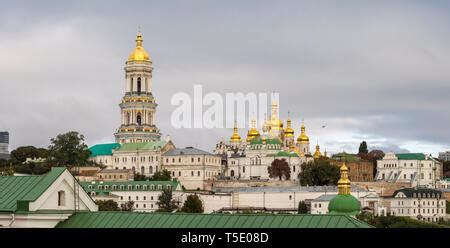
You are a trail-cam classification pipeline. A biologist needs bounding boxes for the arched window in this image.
[58,191,66,206]
[130,78,134,91]
[132,166,136,173]
[137,77,142,94]
[230,170,235,177]
[149,166,153,174]
[141,166,145,175]
[137,113,142,125]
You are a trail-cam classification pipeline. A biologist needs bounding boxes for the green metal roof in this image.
[395,153,426,160]
[273,151,299,157]
[56,212,372,228]
[89,143,121,157]
[250,138,282,145]
[115,141,167,152]
[0,167,66,212]
[80,180,181,194]
[331,153,360,162]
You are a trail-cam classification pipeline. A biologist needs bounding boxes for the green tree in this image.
[134,173,150,181]
[367,215,448,228]
[95,200,120,211]
[358,141,368,154]
[152,169,171,181]
[157,188,178,212]
[10,146,48,164]
[268,158,291,180]
[298,201,308,214]
[181,194,204,213]
[298,159,340,186]
[47,131,91,167]
[121,201,134,211]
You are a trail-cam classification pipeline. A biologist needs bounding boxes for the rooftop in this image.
[213,185,368,193]
[393,188,443,198]
[0,167,66,212]
[163,147,212,156]
[98,168,132,174]
[395,153,426,160]
[89,143,121,157]
[115,141,167,152]
[81,180,181,193]
[312,194,337,202]
[55,212,372,228]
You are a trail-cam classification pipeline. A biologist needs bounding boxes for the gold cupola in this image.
[313,144,322,159]
[230,121,241,143]
[297,120,310,143]
[284,112,295,137]
[246,118,260,142]
[128,32,151,62]
[337,163,351,195]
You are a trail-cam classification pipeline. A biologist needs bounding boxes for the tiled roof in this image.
[163,147,212,156]
[115,141,167,152]
[0,167,66,212]
[98,169,131,174]
[89,143,121,157]
[393,188,443,198]
[56,212,372,228]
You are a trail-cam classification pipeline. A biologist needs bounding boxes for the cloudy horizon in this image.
[1,1,449,156]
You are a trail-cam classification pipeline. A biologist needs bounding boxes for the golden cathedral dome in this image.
[313,144,322,159]
[297,121,309,143]
[128,32,151,62]
[246,118,260,142]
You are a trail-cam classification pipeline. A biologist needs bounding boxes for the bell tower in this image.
[114,32,161,144]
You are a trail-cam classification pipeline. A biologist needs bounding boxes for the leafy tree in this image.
[96,200,120,211]
[151,169,171,181]
[156,188,178,212]
[298,201,308,214]
[14,163,51,175]
[268,159,291,180]
[298,159,340,186]
[358,141,368,154]
[121,201,134,211]
[134,173,150,181]
[47,131,91,167]
[181,194,204,213]
[362,149,385,179]
[365,215,448,228]
[10,146,48,164]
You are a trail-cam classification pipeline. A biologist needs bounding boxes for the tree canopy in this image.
[157,188,178,212]
[96,200,120,211]
[298,159,340,186]
[47,131,91,167]
[10,146,49,164]
[152,169,171,181]
[298,201,308,214]
[358,141,369,154]
[268,158,291,180]
[181,194,204,213]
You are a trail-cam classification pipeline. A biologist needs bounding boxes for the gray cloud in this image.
[0,1,449,156]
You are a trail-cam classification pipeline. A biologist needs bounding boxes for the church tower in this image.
[296,120,310,155]
[114,32,161,144]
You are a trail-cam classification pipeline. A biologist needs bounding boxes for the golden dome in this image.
[313,144,322,159]
[284,113,294,137]
[230,121,241,143]
[246,118,260,142]
[128,32,151,62]
[297,121,309,143]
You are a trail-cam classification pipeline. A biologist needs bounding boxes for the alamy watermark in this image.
[171,85,280,129]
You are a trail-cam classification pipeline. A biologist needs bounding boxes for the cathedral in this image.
[214,101,324,180]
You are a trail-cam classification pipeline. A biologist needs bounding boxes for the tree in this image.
[121,201,134,211]
[298,201,308,214]
[96,200,120,211]
[157,188,178,212]
[298,159,340,186]
[364,149,385,179]
[181,194,204,213]
[134,173,149,181]
[47,131,91,167]
[358,141,368,154]
[268,159,291,180]
[152,169,171,181]
[10,146,48,164]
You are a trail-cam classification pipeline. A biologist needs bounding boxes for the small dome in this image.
[328,194,361,216]
[128,32,151,62]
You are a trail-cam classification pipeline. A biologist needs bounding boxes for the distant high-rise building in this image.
[439,151,450,162]
[0,131,10,160]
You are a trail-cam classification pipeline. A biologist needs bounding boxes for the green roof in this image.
[250,138,282,145]
[81,180,181,194]
[89,143,121,157]
[395,153,426,160]
[0,167,66,212]
[331,153,360,162]
[56,212,372,228]
[328,194,361,216]
[115,141,167,152]
[274,151,299,157]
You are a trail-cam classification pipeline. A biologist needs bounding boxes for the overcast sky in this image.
[1,0,449,155]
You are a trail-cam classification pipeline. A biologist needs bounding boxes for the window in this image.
[58,191,66,206]
[137,77,141,93]
[191,171,194,176]
[243,166,245,173]
[198,171,200,176]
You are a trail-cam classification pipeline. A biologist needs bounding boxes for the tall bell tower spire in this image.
[114,32,161,144]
